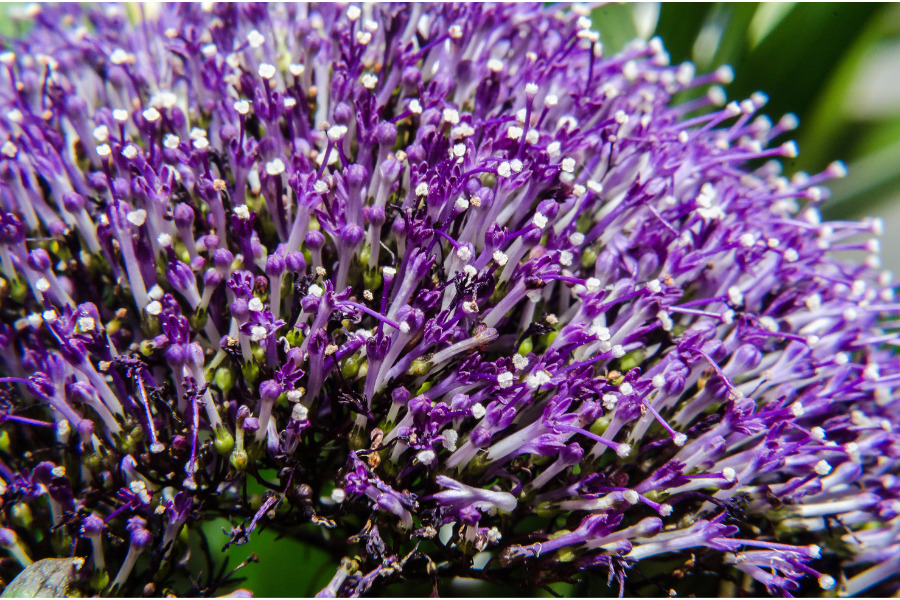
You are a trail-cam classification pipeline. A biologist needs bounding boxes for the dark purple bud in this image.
[201,234,220,252]
[561,443,584,465]
[459,505,481,526]
[401,65,422,90]
[523,225,543,246]
[62,191,85,212]
[305,230,325,250]
[374,121,397,146]
[214,248,234,271]
[409,395,431,417]
[231,297,250,320]
[203,268,223,288]
[265,254,285,277]
[470,426,492,448]
[346,164,368,188]
[339,223,364,247]
[190,256,206,271]
[242,417,260,432]
[82,514,105,535]
[391,386,410,405]
[166,343,185,366]
[260,380,282,403]
[27,248,51,271]
[174,203,195,228]
[87,171,107,192]
[367,205,385,226]
[285,251,306,273]
[406,144,425,165]
[333,101,353,125]
[536,199,560,221]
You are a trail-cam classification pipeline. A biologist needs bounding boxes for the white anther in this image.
[492,250,508,267]
[126,209,147,227]
[265,158,285,176]
[510,159,523,173]
[291,403,308,421]
[234,205,251,220]
[146,300,163,316]
[558,250,573,267]
[727,286,743,305]
[507,125,523,141]
[657,310,673,331]
[408,98,423,114]
[92,124,110,142]
[512,354,529,371]
[248,297,264,312]
[471,403,486,419]
[121,145,137,159]
[234,99,251,114]
[163,134,180,149]
[142,107,161,122]
[110,48,133,65]
[258,63,277,79]
[308,284,324,298]
[192,137,209,150]
[246,29,265,48]
[361,73,378,89]
[327,125,347,141]
[497,372,514,388]
[96,143,111,157]
[331,488,346,503]
[442,429,459,451]
[561,157,576,173]
[814,460,832,476]
[673,433,687,446]
[442,108,460,125]
[486,58,503,72]
[497,162,511,178]
[456,245,472,262]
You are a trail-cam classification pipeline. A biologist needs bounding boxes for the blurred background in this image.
[3,2,900,597]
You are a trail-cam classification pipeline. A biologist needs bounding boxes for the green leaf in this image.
[591,4,638,56]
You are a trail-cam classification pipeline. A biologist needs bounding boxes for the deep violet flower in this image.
[0,2,899,597]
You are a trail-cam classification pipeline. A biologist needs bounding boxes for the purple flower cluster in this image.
[1,2,899,597]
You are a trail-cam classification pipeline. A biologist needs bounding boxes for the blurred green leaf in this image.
[592,4,639,55]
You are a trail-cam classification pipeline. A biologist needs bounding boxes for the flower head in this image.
[0,2,898,597]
